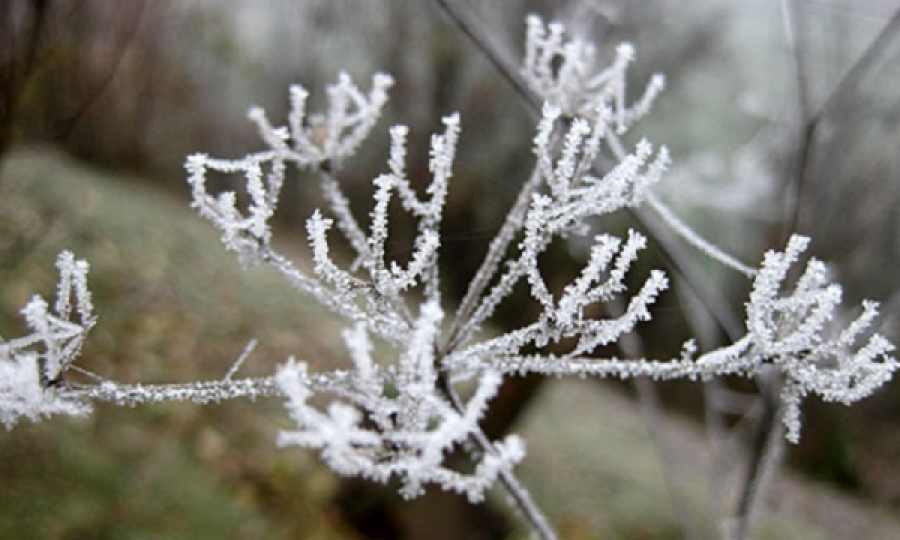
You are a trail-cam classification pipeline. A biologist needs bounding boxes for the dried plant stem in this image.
[730,372,784,540]
[443,165,544,354]
[66,377,281,406]
[438,374,558,540]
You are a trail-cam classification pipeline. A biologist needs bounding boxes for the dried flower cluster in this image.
[1,14,895,538]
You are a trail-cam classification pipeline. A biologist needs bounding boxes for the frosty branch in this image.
[1,15,896,540]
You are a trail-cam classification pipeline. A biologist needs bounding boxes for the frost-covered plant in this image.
[522,14,665,130]
[1,14,896,540]
[1,252,94,427]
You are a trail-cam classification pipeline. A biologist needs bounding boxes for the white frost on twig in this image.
[0,252,95,428]
[275,301,524,502]
[522,14,664,129]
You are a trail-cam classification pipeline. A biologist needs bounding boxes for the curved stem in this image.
[644,193,758,278]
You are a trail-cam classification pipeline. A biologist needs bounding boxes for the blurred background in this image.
[2,0,900,538]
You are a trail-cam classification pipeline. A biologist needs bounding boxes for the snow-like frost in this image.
[0,252,94,428]
[1,17,896,533]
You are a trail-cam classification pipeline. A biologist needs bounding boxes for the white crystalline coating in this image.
[181,72,529,499]
[0,252,95,428]
[275,301,524,503]
[445,235,897,445]
[0,355,91,428]
[522,14,664,130]
[733,236,897,442]
[1,17,896,525]
[186,73,394,267]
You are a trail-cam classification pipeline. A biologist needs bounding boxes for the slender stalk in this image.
[438,374,558,540]
[781,0,900,239]
[675,281,736,539]
[780,0,813,241]
[442,165,543,355]
[66,377,281,406]
[0,0,49,156]
[612,295,702,540]
[431,0,540,117]
[633,377,703,540]
[730,371,784,540]
[428,6,750,538]
[632,204,745,341]
[644,193,757,278]
[475,429,558,540]
[52,2,149,141]
[813,7,900,125]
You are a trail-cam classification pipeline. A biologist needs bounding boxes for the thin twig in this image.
[644,193,757,279]
[442,165,543,355]
[53,1,149,140]
[675,279,735,539]
[0,0,49,155]
[814,6,900,123]
[611,295,702,540]
[431,0,540,117]
[438,373,558,540]
[781,0,900,239]
[224,339,258,380]
[633,204,745,341]
[66,376,281,406]
[780,0,814,241]
[730,370,784,540]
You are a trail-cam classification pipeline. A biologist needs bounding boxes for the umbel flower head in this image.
[695,235,898,442]
[522,14,665,128]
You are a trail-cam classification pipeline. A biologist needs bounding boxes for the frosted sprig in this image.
[454,107,669,346]
[322,72,395,164]
[186,73,393,266]
[368,114,459,298]
[534,104,670,226]
[523,16,756,279]
[186,153,280,266]
[186,74,460,342]
[0,251,95,428]
[265,71,394,166]
[299,115,459,340]
[446,229,669,375]
[275,301,524,502]
[522,14,665,130]
[449,235,896,445]
[695,235,898,442]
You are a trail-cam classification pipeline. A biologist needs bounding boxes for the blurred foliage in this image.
[1,1,211,181]
[513,379,900,540]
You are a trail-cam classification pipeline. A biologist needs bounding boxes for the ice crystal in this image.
[275,301,524,502]
[522,14,665,128]
[0,252,94,427]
